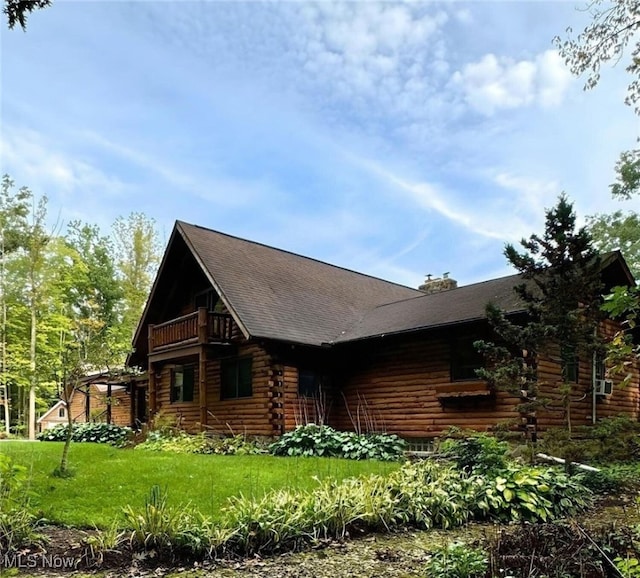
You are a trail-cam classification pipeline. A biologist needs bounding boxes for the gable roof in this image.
[131,222,637,358]
[176,222,422,345]
[37,400,66,423]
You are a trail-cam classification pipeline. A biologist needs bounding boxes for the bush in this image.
[580,464,640,494]
[269,425,407,461]
[540,417,640,466]
[0,454,40,552]
[475,465,592,522]
[37,422,132,446]
[440,431,509,475]
[388,461,482,529]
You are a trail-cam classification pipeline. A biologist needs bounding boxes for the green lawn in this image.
[1,442,398,528]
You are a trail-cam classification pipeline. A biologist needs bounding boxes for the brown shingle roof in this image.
[334,274,527,343]
[178,222,422,345]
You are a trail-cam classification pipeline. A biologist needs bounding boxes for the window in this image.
[561,346,579,383]
[171,364,195,402]
[58,407,66,418]
[451,337,484,381]
[594,351,606,381]
[298,370,330,397]
[195,289,218,312]
[221,357,252,399]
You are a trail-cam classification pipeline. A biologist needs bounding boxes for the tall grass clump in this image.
[0,454,40,552]
[122,485,233,557]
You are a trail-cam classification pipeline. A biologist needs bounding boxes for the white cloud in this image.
[452,49,572,115]
[1,128,127,199]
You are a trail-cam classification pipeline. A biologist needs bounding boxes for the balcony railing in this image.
[149,308,233,352]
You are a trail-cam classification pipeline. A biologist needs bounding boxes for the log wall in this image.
[536,320,640,432]
[152,341,277,435]
[329,334,521,438]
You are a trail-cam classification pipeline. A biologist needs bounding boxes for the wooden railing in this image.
[149,308,233,351]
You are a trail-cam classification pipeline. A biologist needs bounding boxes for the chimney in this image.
[418,272,458,294]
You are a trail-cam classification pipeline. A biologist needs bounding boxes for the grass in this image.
[0,442,398,528]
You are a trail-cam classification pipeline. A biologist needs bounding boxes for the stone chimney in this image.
[418,272,458,294]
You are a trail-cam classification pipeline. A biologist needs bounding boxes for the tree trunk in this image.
[58,382,73,475]
[28,300,36,440]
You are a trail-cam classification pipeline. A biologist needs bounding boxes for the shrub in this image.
[37,422,132,446]
[539,417,640,466]
[0,454,39,552]
[440,431,509,475]
[269,425,407,461]
[475,465,592,523]
[579,464,640,494]
[388,461,482,529]
[424,542,488,578]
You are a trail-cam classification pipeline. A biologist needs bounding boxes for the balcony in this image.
[148,308,233,352]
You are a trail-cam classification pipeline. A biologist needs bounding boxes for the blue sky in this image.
[2,1,639,289]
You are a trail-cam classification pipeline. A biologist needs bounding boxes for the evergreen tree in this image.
[477,195,604,434]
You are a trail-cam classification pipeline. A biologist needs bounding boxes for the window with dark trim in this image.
[171,364,195,402]
[594,351,606,381]
[221,357,252,399]
[451,337,484,381]
[561,346,579,383]
[58,407,66,418]
[298,370,330,397]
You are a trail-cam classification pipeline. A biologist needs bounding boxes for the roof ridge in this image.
[366,271,524,312]
[177,220,423,294]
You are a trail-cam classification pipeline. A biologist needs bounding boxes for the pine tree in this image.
[477,195,604,435]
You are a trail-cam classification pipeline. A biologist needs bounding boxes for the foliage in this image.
[37,422,132,445]
[581,464,640,494]
[476,195,604,432]
[615,556,640,578]
[440,431,509,475]
[3,0,52,30]
[587,210,640,278]
[0,454,39,552]
[423,542,488,578]
[136,431,264,455]
[122,485,225,556]
[602,285,640,385]
[112,212,161,350]
[269,424,407,461]
[117,459,590,558]
[388,461,481,530]
[475,465,591,523]
[555,0,640,199]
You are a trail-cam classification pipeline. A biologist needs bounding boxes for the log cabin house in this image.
[127,221,640,441]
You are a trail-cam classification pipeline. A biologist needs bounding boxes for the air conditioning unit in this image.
[594,379,613,396]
